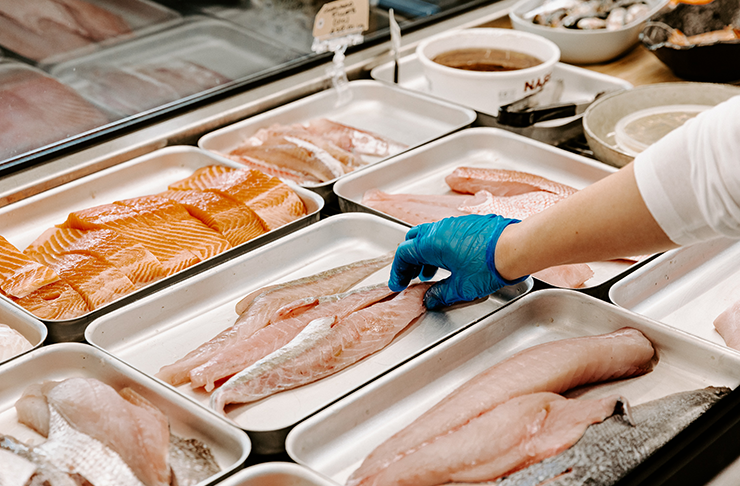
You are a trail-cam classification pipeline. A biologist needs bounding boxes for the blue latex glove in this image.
[388,214,527,310]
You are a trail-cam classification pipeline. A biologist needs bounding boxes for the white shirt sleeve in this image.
[633,94,740,246]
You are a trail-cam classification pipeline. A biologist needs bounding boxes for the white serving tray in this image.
[333,126,630,290]
[286,289,740,484]
[610,237,740,348]
[85,213,532,454]
[0,342,250,484]
[216,462,337,486]
[198,80,477,199]
[0,304,46,366]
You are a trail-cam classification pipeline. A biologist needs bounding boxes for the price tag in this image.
[312,0,369,41]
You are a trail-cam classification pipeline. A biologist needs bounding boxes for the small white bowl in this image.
[416,28,560,115]
[510,0,668,64]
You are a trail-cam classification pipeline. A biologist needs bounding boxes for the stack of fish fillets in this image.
[0,342,250,485]
[0,146,323,343]
[84,213,532,455]
[285,289,740,485]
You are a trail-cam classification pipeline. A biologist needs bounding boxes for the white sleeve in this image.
[633,94,740,246]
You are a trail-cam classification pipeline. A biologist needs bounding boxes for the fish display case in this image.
[84,213,532,455]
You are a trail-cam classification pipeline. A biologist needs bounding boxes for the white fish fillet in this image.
[445,167,578,198]
[0,324,33,361]
[0,448,36,486]
[211,283,430,411]
[156,252,394,386]
[714,298,740,350]
[347,328,655,486]
[460,190,566,220]
[368,392,626,486]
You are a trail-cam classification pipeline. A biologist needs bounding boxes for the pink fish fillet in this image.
[305,118,407,157]
[460,190,566,220]
[191,285,395,391]
[446,167,578,197]
[533,263,594,289]
[210,283,429,411]
[346,328,655,486]
[156,252,394,386]
[362,189,481,226]
[714,299,740,350]
[369,392,626,486]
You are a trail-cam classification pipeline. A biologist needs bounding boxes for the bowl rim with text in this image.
[415,28,560,114]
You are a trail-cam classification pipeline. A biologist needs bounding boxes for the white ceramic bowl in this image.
[416,28,560,115]
[510,0,668,64]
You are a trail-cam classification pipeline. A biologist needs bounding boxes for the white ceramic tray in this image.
[0,304,46,366]
[286,289,740,484]
[216,462,336,486]
[85,213,532,455]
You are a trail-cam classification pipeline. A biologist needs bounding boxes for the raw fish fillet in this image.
[0,448,37,486]
[533,263,594,289]
[156,252,394,386]
[361,189,476,226]
[714,298,740,350]
[191,284,395,391]
[460,190,566,220]
[64,201,201,275]
[134,60,230,97]
[0,234,59,298]
[305,118,407,157]
[15,381,57,438]
[1,434,92,486]
[168,166,306,231]
[55,0,131,41]
[23,252,135,310]
[7,279,90,320]
[0,323,33,361]
[347,328,655,486]
[370,392,627,486]
[446,167,578,197]
[488,387,730,486]
[251,124,361,168]
[211,283,429,411]
[159,189,268,246]
[24,227,167,288]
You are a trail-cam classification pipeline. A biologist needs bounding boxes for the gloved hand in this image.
[388,214,527,310]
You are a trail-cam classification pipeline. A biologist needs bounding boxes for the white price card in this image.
[312,0,370,41]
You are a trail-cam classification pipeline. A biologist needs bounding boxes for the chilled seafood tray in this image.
[286,289,740,485]
[49,17,300,118]
[216,462,336,486]
[198,80,477,201]
[0,343,250,484]
[0,146,323,342]
[85,213,532,455]
[333,126,642,293]
[0,304,47,365]
[610,237,740,349]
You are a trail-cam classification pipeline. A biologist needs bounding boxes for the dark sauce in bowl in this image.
[432,48,543,71]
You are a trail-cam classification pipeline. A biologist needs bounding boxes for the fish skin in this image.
[211,283,430,411]
[369,393,626,486]
[155,252,394,386]
[190,284,395,391]
[168,435,221,486]
[714,299,740,350]
[0,233,60,299]
[533,263,594,289]
[347,328,655,486]
[460,190,566,220]
[7,279,90,320]
[0,323,33,361]
[482,387,731,486]
[1,435,82,486]
[446,167,578,198]
[305,119,407,157]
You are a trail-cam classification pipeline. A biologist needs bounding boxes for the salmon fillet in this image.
[0,235,59,298]
[347,328,655,486]
[7,279,89,320]
[158,190,268,246]
[446,167,578,197]
[24,227,167,288]
[168,166,306,231]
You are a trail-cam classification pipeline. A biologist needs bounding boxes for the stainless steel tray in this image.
[49,17,300,117]
[0,145,323,342]
[0,304,47,365]
[0,342,250,484]
[286,289,740,484]
[85,213,532,455]
[610,237,740,348]
[370,53,633,119]
[198,80,477,200]
[216,462,336,486]
[333,127,636,291]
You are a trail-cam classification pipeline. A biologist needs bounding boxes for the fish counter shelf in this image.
[84,213,532,455]
[0,342,250,485]
[286,289,740,485]
[198,80,477,202]
[0,146,323,343]
[333,126,645,296]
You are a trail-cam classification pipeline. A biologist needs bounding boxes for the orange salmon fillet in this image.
[168,166,306,231]
[7,279,89,320]
[0,235,59,298]
[159,190,268,246]
[114,195,232,262]
[24,227,167,288]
